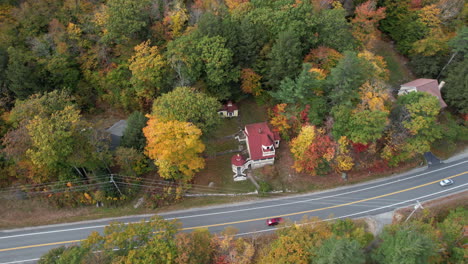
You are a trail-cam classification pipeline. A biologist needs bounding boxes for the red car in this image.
[266,217,284,226]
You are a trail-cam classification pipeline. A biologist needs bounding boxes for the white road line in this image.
[234,183,468,237]
[1,160,466,240]
[1,185,467,264]
[0,258,39,264]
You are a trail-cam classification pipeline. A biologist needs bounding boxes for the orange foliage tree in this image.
[240,68,262,96]
[304,46,343,75]
[143,116,205,182]
[269,103,296,140]
[351,1,386,48]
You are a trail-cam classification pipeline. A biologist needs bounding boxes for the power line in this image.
[112,174,248,193]
[0,174,110,193]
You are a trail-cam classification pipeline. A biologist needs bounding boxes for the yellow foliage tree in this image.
[290,125,316,173]
[355,80,389,113]
[143,116,205,182]
[129,40,168,100]
[167,3,189,38]
[334,137,354,173]
[357,50,389,81]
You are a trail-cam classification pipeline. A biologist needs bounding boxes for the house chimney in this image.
[438,81,445,90]
[258,128,262,134]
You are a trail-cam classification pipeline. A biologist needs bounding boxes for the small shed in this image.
[231,154,248,181]
[105,120,127,150]
[218,101,239,118]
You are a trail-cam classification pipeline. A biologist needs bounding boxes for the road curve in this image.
[1,158,467,263]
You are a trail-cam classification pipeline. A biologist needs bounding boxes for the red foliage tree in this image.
[352,142,370,153]
[351,1,386,47]
[296,131,336,175]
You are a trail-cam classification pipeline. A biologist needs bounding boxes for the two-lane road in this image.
[1,158,467,264]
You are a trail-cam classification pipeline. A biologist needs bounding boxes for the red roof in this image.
[245,122,277,161]
[220,101,238,113]
[401,79,447,107]
[231,154,246,166]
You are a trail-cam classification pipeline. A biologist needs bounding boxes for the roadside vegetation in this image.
[39,205,468,264]
[0,0,466,229]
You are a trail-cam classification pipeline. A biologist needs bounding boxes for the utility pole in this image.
[405,200,424,223]
[110,174,123,196]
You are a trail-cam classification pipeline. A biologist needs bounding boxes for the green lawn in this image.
[238,97,269,126]
[195,97,269,193]
[372,39,414,87]
[210,117,240,139]
[194,155,256,193]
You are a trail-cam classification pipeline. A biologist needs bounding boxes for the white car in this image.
[439,179,454,186]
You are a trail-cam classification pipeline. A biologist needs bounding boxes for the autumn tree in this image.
[259,217,335,264]
[351,1,386,48]
[151,87,221,134]
[357,50,389,81]
[334,136,354,173]
[332,81,389,144]
[291,125,336,175]
[240,68,262,96]
[128,40,169,102]
[382,92,442,165]
[212,227,255,264]
[143,117,205,182]
[304,46,343,75]
[165,3,189,39]
[269,103,293,140]
[175,228,213,264]
[411,4,450,56]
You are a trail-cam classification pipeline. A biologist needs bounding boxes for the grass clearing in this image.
[372,38,414,87]
[195,155,256,193]
[238,97,269,126]
[210,118,240,139]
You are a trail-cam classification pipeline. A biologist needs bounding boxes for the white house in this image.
[398,78,447,108]
[233,122,280,170]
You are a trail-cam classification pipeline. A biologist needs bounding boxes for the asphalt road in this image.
[1,158,467,264]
